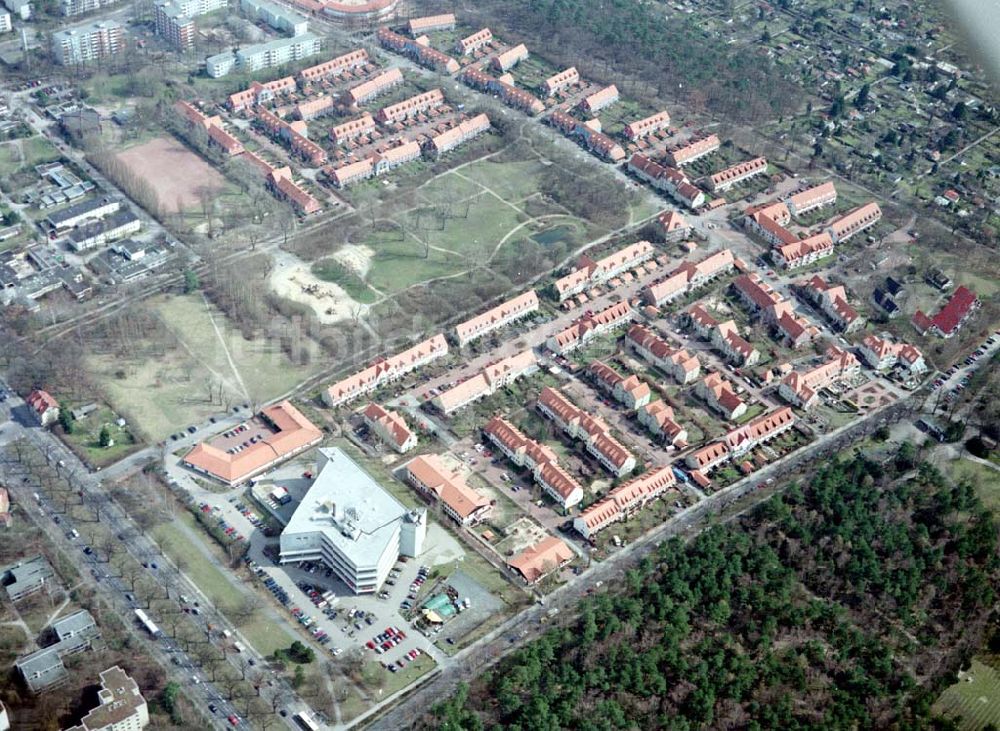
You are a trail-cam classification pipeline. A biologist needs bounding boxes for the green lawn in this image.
[151,513,298,657]
[457,159,548,203]
[91,294,323,441]
[312,258,379,304]
[934,658,1000,730]
[0,136,62,178]
[59,404,141,467]
[944,457,1000,515]
[364,654,436,697]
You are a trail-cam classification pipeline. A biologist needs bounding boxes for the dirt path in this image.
[201,294,251,401]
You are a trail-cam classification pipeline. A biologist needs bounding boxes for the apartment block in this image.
[240,0,309,36]
[52,21,123,65]
[324,334,448,406]
[664,134,720,167]
[573,466,676,539]
[625,324,701,384]
[536,387,636,478]
[707,156,767,192]
[483,416,584,510]
[778,347,860,409]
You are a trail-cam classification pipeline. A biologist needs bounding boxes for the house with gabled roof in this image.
[637,400,688,447]
[625,324,701,384]
[573,466,676,539]
[857,334,926,376]
[483,416,584,510]
[826,201,881,242]
[546,301,634,354]
[786,181,837,217]
[536,387,636,478]
[361,402,417,452]
[799,275,864,332]
[624,110,671,141]
[543,67,578,96]
[778,347,860,409]
[664,134,720,167]
[695,372,747,420]
[707,157,768,192]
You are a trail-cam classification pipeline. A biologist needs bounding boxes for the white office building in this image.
[51,20,124,65]
[0,11,12,32]
[279,447,425,594]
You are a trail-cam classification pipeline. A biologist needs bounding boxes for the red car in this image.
[227,715,239,726]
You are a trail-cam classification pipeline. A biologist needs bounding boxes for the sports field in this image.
[117,136,228,212]
[89,294,324,441]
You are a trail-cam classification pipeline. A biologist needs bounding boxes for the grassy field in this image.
[944,457,1000,515]
[312,258,379,304]
[151,512,298,656]
[0,136,62,178]
[934,658,1000,730]
[90,294,323,441]
[59,403,141,467]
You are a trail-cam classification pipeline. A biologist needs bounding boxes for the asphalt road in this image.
[356,390,917,730]
[0,379,309,730]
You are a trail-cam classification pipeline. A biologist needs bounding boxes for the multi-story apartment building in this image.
[207,33,321,77]
[707,156,768,192]
[51,21,123,65]
[324,334,448,406]
[63,666,149,731]
[154,0,226,49]
[453,290,538,346]
[537,387,636,478]
[483,416,584,510]
[625,324,701,384]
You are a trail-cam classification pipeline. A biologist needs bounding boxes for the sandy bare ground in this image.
[116,136,227,213]
[333,243,375,279]
[269,261,367,324]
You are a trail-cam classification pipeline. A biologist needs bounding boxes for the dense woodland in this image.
[427,451,999,730]
[466,0,803,124]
